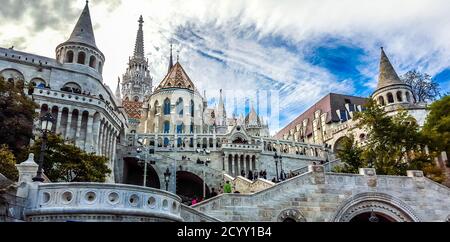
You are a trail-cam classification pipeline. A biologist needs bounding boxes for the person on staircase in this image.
[223,181,232,193]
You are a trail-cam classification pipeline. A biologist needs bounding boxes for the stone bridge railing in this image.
[223,174,275,194]
[24,182,183,222]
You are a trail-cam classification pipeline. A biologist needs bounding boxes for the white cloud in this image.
[1,0,450,132]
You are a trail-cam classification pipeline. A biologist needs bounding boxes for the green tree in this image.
[0,75,38,157]
[333,135,365,173]
[422,95,450,167]
[348,99,445,182]
[0,145,18,181]
[27,134,111,182]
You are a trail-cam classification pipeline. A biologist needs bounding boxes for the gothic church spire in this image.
[133,15,145,59]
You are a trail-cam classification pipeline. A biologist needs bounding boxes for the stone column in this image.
[85,112,94,152]
[55,108,63,135]
[65,109,73,141]
[75,112,83,146]
[97,120,104,155]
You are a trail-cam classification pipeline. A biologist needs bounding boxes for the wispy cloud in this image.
[1,0,450,133]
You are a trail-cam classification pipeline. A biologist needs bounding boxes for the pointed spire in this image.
[133,15,145,59]
[66,1,97,48]
[115,77,121,99]
[377,47,404,90]
[168,43,174,73]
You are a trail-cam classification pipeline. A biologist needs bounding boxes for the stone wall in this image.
[192,166,450,222]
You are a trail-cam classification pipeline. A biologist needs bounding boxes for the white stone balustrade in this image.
[25,182,183,222]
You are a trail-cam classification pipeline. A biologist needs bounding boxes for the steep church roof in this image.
[377,47,404,90]
[64,1,97,48]
[245,104,261,126]
[155,62,197,92]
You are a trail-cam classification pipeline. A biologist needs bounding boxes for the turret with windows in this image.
[55,1,105,75]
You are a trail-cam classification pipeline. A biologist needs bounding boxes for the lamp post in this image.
[279,155,283,180]
[273,152,279,182]
[197,148,210,199]
[136,138,150,187]
[164,167,171,191]
[33,113,56,182]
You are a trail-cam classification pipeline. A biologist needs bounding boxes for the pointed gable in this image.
[155,62,197,92]
[377,47,404,89]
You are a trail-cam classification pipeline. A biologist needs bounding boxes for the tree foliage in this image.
[0,145,18,181]
[0,75,38,157]
[27,134,111,182]
[333,135,365,173]
[401,70,440,102]
[422,95,450,167]
[337,99,445,182]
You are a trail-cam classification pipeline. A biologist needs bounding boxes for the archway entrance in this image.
[333,136,351,153]
[349,212,396,222]
[282,218,297,222]
[123,157,160,189]
[176,171,210,205]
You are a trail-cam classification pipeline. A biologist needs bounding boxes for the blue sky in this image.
[1,0,450,134]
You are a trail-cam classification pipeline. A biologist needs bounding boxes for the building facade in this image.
[0,2,128,182]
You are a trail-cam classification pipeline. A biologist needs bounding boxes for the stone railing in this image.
[33,88,122,126]
[25,182,183,222]
[180,204,222,222]
[222,143,261,151]
[223,174,275,193]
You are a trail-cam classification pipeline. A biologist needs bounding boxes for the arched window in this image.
[163,121,170,133]
[190,122,194,133]
[31,78,46,88]
[176,122,184,134]
[378,96,385,106]
[65,50,74,63]
[163,98,171,115]
[396,91,403,102]
[89,56,96,68]
[154,101,159,115]
[176,98,184,116]
[77,52,86,64]
[405,92,411,103]
[61,82,82,94]
[387,93,394,104]
[190,100,194,117]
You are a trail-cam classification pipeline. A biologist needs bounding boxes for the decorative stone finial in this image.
[16,153,39,183]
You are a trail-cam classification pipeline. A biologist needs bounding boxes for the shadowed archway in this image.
[123,157,160,189]
[176,171,210,204]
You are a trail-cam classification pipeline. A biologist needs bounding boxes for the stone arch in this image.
[176,170,210,203]
[277,208,307,222]
[62,82,82,94]
[387,92,394,104]
[405,91,411,103]
[1,68,24,83]
[378,96,385,106]
[396,91,403,102]
[30,78,46,88]
[77,51,86,64]
[332,192,420,222]
[230,132,248,144]
[333,136,351,153]
[65,50,74,63]
[89,55,96,68]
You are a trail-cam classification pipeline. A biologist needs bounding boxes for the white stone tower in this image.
[55,1,105,75]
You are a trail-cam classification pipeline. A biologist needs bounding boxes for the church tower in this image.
[55,1,105,75]
[121,15,153,131]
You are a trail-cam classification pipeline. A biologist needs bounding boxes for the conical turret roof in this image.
[65,1,97,48]
[377,47,404,90]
